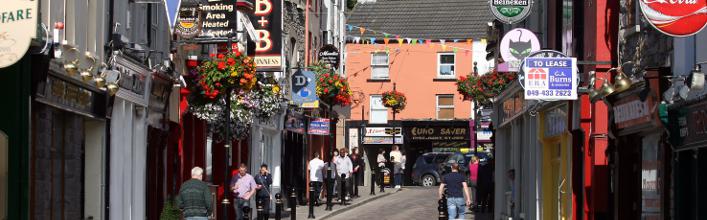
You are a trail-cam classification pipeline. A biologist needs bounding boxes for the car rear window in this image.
[433,154,449,164]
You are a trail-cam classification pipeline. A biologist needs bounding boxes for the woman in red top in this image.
[468,156,479,210]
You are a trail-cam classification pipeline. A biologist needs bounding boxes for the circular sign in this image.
[0,0,37,68]
[500,28,541,62]
[489,0,534,24]
[639,0,707,37]
[318,44,340,68]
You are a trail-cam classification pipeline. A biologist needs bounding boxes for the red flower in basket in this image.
[217,62,226,70]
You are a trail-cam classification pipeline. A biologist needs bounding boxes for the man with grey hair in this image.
[177,167,213,220]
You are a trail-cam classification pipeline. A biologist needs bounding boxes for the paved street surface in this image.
[326,187,492,220]
[289,186,394,220]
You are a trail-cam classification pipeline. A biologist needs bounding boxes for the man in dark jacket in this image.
[255,164,273,219]
[177,167,213,220]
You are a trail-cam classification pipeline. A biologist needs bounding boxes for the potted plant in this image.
[456,69,516,105]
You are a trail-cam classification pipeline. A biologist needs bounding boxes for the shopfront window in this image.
[0,131,6,220]
[641,134,662,218]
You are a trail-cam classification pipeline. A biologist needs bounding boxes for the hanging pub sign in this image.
[669,100,707,148]
[197,0,238,39]
[639,0,707,37]
[499,28,541,72]
[250,0,283,71]
[309,118,331,135]
[489,0,533,24]
[290,70,319,108]
[0,0,37,68]
[318,44,340,69]
[175,1,202,39]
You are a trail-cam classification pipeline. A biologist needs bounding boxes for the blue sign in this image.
[291,70,320,108]
[309,118,330,135]
[522,57,577,100]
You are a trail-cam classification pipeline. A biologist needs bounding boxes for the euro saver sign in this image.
[639,0,707,37]
[523,57,578,100]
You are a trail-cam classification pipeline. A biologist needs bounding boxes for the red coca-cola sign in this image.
[639,0,707,37]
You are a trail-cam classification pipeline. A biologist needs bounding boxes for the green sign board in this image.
[489,0,533,24]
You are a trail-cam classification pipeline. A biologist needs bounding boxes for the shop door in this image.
[616,136,641,220]
[542,140,570,220]
[0,131,7,220]
[31,104,85,219]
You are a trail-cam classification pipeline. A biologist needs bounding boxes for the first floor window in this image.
[436,95,454,120]
[438,53,455,78]
[371,52,389,79]
[370,95,388,124]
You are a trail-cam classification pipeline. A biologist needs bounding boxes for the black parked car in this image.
[411,152,471,187]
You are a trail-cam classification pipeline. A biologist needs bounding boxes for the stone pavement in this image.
[287,187,395,220]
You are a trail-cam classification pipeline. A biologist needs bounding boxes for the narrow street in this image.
[329,187,492,220]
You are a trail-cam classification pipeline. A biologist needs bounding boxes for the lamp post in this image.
[391,83,397,145]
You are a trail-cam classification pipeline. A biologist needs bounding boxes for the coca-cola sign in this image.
[639,0,707,37]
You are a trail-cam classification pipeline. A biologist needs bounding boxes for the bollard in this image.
[257,199,264,220]
[370,173,376,195]
[340,174,347,206]
[325,167,333,211]
[379,170,385,193]
[438,197,448,220]
[275,193,283,220]
[290,188,297,220]
[308,182,315,219]
[243,206,252,220]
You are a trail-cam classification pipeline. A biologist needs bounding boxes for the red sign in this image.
[639,0,707,37]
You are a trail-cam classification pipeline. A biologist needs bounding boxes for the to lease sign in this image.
[0,0,37,68]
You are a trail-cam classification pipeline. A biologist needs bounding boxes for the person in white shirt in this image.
[308,152,325,205]
[390,145,403,189]
[376,149,387,192]
[334,148,353,201]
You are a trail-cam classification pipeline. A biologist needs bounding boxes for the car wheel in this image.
[421,174,436,187]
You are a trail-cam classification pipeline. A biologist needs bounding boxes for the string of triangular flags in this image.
[345,24,480,54]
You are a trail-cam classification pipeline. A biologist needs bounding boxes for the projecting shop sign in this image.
[522,57,578,100]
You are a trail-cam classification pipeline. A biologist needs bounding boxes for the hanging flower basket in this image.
[190,51,257,104]
[382,90,406,113]
[311,63,352,107]
[456,69,516,105]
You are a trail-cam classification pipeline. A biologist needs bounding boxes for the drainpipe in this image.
[304,0,310,66]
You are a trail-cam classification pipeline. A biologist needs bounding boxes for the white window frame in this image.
[370,52,389,79]
[369,95,388,124]
[436,94,455,120]
[437,53,456,78]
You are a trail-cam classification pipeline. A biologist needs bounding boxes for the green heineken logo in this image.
[489,0,533,24]
[496,6,524,17]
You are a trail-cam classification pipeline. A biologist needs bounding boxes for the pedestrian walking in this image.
[231,163,257,220]
[390,145,403,190]
[255,164,273,219]
[176,167,213,220]
[351,147,365,187]
[438,162,471,220]
[334,148,353,202]
[308,152,325,205]
[468,156,479,211]
[376,149,387,189]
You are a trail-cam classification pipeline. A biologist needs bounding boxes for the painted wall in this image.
[345,43,474,121]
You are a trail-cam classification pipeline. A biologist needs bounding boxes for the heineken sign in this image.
[489,0,533,24]
[0,0,37,68]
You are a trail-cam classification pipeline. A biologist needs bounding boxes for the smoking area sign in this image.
[523,57,577,100]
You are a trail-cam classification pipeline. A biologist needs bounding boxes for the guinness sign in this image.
[175,2,202,39]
